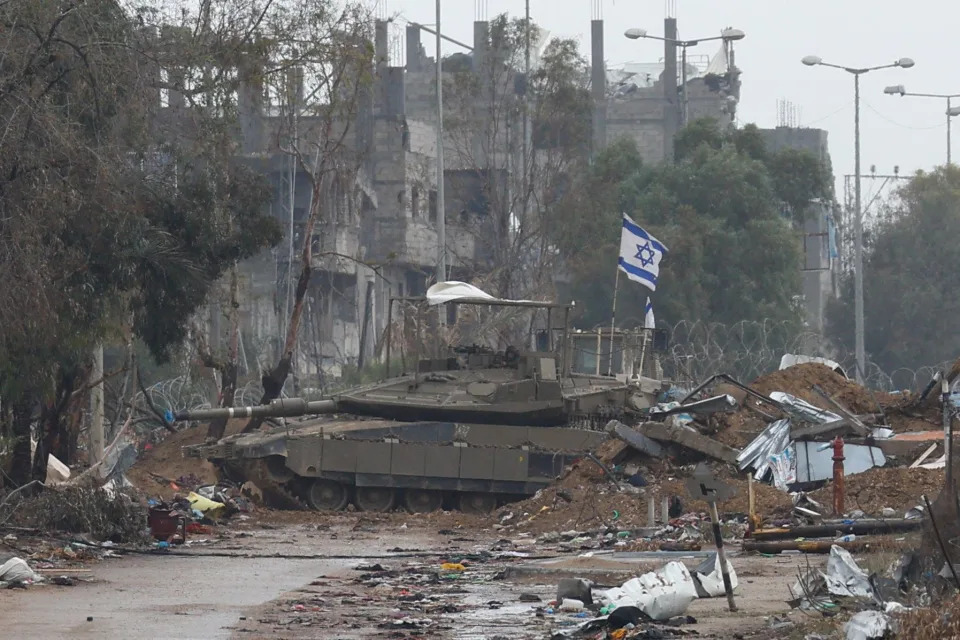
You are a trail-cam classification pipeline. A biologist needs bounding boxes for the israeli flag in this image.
[619,213,667,291]
[644,297,655,329]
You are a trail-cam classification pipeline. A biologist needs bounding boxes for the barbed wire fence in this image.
[657,319,946,393]
[129,320,951,428]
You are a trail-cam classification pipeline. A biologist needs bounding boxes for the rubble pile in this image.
[809,467,945,515]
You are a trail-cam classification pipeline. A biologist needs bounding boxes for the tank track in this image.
[243,460,308,510]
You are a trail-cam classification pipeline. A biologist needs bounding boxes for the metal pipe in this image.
[924,494,960,589]
[410,22,474,52]
[832,436,846,515]
[743,539,872,554]
[680,45,689,127]
[385,297,393,378]
[750,519,922,541]
[434,1,447,289]
[708,500,737,611]
[945,376,954,494]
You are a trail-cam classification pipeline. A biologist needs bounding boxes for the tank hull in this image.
[186,419,607,513]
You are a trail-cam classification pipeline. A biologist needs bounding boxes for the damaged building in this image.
[165,13,839,386]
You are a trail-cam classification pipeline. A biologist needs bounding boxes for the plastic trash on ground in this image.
[825,545,872,598]
[0,557,43,585]
[598,561,698,621]
[845,611,892,640]
[693,552,739,598]
[186,492,227,519]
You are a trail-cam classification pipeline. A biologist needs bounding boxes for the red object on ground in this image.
[185,523,213,535]
[148,507,186,542]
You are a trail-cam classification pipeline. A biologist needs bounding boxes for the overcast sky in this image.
[381,0,959,205]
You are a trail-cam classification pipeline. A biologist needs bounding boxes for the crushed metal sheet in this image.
[737,419,792,480]
[825,545,872,598]
[845,611,892,640]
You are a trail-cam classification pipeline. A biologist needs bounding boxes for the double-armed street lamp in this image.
[883,85,960,165]
[801,55,915,382]
[624,27,745,126]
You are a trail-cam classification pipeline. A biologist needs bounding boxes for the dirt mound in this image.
[126,419,247,498]
[717,364,938,447]
[493,448,793,535]
[809,467,945,515]
[749,363,884,414]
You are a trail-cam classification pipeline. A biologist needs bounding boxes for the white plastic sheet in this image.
[694,552,739,598]
[599,561,698,621]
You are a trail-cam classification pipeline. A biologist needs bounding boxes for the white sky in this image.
[381,0,960,202]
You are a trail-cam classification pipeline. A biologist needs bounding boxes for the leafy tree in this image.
[553,119,829,334]
[0,0,280,485]
[826,165,960,373]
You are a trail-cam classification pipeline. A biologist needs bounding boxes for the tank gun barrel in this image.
[174,398,338,422]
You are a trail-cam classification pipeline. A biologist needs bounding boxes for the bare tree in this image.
[443,16,592,303]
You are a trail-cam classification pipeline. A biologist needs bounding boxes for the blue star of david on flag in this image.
[618,213,667,291]
[635,242,656,267]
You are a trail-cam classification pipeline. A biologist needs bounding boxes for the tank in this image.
[176,284,668,513]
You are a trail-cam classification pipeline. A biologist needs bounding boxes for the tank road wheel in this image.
[458,492,497,515]
[307,479,349,511]
[354,486,396,512]
[403,489,443,514]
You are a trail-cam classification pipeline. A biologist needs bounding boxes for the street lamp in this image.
[802,55,914,382]
[624,27,745,126]
[883,85,960,165]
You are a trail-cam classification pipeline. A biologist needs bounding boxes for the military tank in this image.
[176,283,668,513]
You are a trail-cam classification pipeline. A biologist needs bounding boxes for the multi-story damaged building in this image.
[217,15,747,386]
[183,13,831,387]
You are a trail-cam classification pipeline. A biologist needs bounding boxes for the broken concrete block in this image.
[557,577,593,606]
[639,422,740,464]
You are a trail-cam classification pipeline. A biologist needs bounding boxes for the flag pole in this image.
[607,266,621,376]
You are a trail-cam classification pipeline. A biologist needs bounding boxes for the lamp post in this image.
[883,85,960,165]
[625,27,745,127]
[802,55,915,382]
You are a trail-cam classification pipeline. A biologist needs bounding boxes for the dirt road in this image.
[0,513,808,640]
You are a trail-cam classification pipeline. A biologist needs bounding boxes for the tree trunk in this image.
[32,371,78,480]
[242,180,319,434]
[9,399,35,487]
[207,264,241,442]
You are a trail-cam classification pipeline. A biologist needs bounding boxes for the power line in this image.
[861,100,946,130]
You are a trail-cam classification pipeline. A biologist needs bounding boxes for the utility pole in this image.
[853,72,865,382]
[802,54,914,382]
[522,0,530,221]
[435,0,446,286]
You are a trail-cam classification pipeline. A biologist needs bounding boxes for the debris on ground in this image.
[6,485,148,544]
[0,557,43,588]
